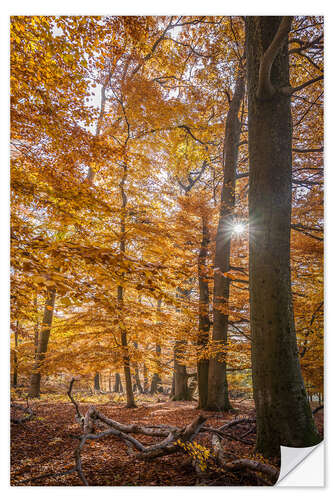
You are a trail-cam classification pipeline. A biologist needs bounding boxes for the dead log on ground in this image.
[15,379,276,486]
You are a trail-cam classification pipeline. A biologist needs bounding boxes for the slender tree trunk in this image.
[245,16,320,456]
[132,343,143,394]
[120,318,136,406]
[150,343,162,394]
[118,163,136,408]
[94,373,101,392]
[197,214,210,408]
[151,300,162,394]
[171,372,175,397]
[12,320,19,388]
[34,292,39,355]
[206,74,245,411]
[113,372,123,393]
[28,287,56,398]
[143,364,149,393]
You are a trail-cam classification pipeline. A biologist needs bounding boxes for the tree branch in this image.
[257,16,293,99]
[281,75,323,95]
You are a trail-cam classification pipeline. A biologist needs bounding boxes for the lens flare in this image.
[233,223,245,234]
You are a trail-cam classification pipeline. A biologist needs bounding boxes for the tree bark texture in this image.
[206,74,245,411]
[118,163,136,408]
[245,16,321,456]
[28,287,56,398]
[172,286,193,400]
[12,321,19,387]
[197,214,210,408]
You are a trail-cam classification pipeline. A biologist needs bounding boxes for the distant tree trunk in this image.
[113,372,123,393]
[172,286,194,401]
[134,364,143,394]
[206,74,245,411]
[28,287,56,398]
[172,340,192,401]
[150,344,162,394]
[132,342,143,394]
[197,214,210,409]
[143,364,149,393]
[108,371,112,392]
[94,373,100,392]
[245,16,321,456]
[171,372,175,397]
[151,300,162,394]
[12,320,19,388]
[34,292,39,355]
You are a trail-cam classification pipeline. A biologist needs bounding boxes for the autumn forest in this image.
[10,15,323,486]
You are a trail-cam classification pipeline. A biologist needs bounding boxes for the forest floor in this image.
[10,394,323,487]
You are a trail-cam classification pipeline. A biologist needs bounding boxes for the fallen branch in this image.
[10,401,34,425]
[223,459,279,483]
[211,432,278,485]
[17,380,277,486]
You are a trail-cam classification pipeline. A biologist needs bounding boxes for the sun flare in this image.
[233,223,245,234]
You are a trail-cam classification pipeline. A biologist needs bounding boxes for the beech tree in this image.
[206,73,245,410]
[10,17,323,464]
[245,15,321,456]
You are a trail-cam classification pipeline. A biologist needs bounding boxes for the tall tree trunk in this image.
[197,214,210,408]
[34,292,39,355]
[206,74,245,411]
[118,163,136,408]
[28,287,56,398]
[94,373,101,392]
[119,316,136,406]
[12,320,19,388]
[245,16,320,456]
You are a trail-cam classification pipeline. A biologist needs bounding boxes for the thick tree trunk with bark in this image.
[28,287,56,398]
[172,285,194,401]
[172,340,192,401]
[206,74,245,411]
[197,214,210,408]
[245,16,320,456]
